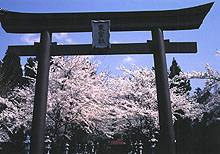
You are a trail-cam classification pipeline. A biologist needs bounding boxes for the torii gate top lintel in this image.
[0,2,214,33]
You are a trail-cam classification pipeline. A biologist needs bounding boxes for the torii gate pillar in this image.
[152,28,175,154]
[31,31,51,154]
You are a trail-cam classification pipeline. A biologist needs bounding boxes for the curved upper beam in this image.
[0,2,214,33]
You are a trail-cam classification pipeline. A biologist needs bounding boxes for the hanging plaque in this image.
[92,20,110,48]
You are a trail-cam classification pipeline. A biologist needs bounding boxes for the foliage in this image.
[24,57,37,82]
[193,87,211,104]
[0,56,205,144]
[109,66,201,131]
[183,64,220,121]
[178,63,220,154]
[0,52,24,97]
[169,58,191,94]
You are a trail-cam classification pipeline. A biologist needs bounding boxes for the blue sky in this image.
[0,0,219,89]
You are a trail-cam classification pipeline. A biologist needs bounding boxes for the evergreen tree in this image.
[193,88,211,104]
[169,58,191,94]
[169,58,181,79]
[0,52,24,97]
[24,57,37,80]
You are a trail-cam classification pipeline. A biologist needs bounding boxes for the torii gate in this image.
[0,2,213,154]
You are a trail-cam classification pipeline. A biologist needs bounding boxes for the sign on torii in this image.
[0,2,213,154]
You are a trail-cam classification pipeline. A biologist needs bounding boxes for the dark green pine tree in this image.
[169,57,191,94]
[24,57,37,80]
[169,58,181,79]
[0,52,24,97]
[193,87,211,104]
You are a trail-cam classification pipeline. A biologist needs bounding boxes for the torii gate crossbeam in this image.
[7,41,197,56]
[0,2,213,154]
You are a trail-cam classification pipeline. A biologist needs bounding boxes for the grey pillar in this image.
[152,28,176,154]
[30,31,51,154]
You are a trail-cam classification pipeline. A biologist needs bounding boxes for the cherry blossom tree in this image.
[183,64,220,121]
[108,66,203,139]
[0,56,205,142]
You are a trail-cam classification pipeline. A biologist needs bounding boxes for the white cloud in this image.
[123,56,135,63]
[21,34,40,44]
[53,33,74,44]
[21,33,75,45]
[216,50,220,56]
[53,33,68,40]
[111,40,119,43]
